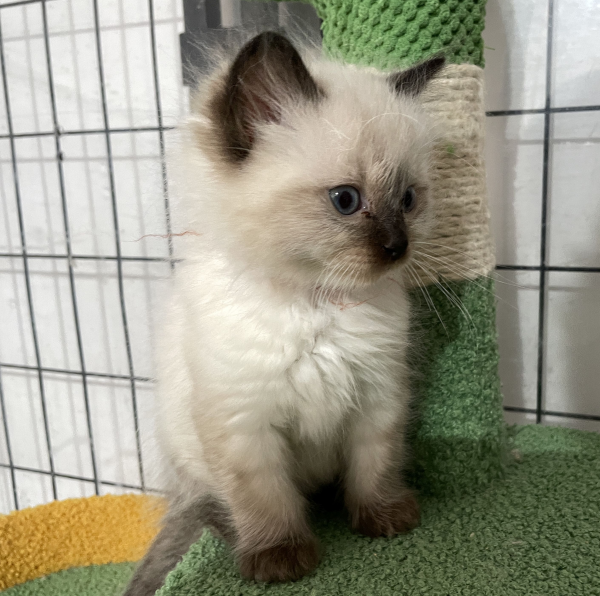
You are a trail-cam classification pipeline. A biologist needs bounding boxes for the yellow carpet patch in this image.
[0,494,165,591]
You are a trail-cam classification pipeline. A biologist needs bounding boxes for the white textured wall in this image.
[0,0,599,513]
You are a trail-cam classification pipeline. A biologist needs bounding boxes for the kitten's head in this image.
[187,32,443,291]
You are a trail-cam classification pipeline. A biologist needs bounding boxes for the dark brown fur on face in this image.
[388,55,446,96]
[329,169,429,280]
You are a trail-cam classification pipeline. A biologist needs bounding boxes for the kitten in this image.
[124,31,443,594]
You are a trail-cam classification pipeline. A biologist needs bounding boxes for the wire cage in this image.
[0,0,599,513]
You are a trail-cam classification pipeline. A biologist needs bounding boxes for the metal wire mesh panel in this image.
[486,0,600,427]
[0,0,184,510]
[0,0,323,512]
[0,0,599,513]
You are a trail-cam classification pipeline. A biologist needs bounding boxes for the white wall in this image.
[0,0,598,513]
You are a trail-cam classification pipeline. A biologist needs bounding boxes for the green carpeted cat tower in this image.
[151,2,600,594]
[2,1,599,595]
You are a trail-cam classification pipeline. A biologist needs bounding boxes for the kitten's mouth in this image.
[370,248,413,275]
[313,247,413,300]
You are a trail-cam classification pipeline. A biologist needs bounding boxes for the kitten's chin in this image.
[316,261,408,295]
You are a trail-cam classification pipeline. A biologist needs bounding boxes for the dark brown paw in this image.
[352,490,420,538]
[238,537,319,582]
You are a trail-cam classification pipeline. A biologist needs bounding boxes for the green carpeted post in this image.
[293,0,506,497]
[408,278,505,496]
[312,0,487,69]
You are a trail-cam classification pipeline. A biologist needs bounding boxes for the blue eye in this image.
[329,185,361,215]
[403,186,416,212]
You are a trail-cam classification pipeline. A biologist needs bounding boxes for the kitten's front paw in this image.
[238,537,319,582]
[351,490,420,538]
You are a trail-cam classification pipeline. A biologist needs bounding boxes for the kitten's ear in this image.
[388,56,446,97]
[215,31,322,162]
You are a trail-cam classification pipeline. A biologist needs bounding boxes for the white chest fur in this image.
[156,256,410,477]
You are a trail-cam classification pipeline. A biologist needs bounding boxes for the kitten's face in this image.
[191,33,443,291]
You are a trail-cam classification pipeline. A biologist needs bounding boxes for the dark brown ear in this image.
[213,31,322,163]
[388,56,446,97]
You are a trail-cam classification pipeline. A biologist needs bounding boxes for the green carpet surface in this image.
[2,563,134,596]
[6,425,599,595]
[155,425,600,596]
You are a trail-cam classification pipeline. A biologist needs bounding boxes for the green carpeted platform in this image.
[7,425,599,595]
[157,425,600,595]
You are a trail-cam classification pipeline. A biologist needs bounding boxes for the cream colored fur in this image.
[155,44,438,564]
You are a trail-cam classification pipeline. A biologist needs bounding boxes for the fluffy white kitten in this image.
[124,31,443,593]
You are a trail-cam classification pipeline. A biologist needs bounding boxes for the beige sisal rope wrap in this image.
[411,63,494,287]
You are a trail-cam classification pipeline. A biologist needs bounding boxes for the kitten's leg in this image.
[122,496,233,596]
[209,426,319,582]
[343,402,420,537]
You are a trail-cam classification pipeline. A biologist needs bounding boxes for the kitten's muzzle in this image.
[382,236,409,261]
[379,220,409,262]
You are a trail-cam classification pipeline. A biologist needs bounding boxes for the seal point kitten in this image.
[124,31,444,594]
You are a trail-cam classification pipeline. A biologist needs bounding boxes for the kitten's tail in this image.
[122,496,234,596]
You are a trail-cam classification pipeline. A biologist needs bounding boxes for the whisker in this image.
[412,246,491,280]
[312,251,349,305]
[413,260,476,334]
[412,252,520,314]
[413,241,529,290]
[407,263,449,336]
[324,260,354,306]
[412,249,489,286]
[319,116,351,140]
[438,151,482,178]
[412,248,499,292]
[339,111,424,155]
[412,250,521,311]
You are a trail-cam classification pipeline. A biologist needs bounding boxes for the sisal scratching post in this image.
[308,0,506,496]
